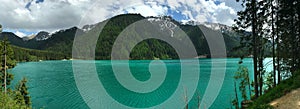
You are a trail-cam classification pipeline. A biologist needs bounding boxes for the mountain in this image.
[0,14,245,60]
[22,31,52,41]
[34,31,51,41]
[0,32,25,47]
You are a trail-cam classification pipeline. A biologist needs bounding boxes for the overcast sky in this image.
[0,0,242,37]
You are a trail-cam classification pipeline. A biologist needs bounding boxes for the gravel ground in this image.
[270,88,300,109]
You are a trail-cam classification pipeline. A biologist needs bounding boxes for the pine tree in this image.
[0,25,31,108]
[15,77,31,106]
[0,37,16,93]
[276,0,300,77]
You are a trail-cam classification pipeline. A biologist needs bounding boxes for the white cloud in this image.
[123,3,168,17]
[0,0,87,32]
[0,0,242,36]
[164,0,239,25]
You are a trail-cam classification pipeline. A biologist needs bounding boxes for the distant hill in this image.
[0,14,246,60]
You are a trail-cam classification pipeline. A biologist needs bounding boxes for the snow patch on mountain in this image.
[82,24,96,32]
[147,16,178,37]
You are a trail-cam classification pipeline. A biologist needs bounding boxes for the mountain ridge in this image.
[13,14,235,39]
[0,14,245,60]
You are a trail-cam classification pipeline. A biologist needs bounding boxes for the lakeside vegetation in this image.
[250,70,300,108]
[12,45,68,62]
[232,0,300,108]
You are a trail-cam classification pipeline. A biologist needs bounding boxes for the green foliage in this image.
[12,45,68,62]
[129,39,179,60]
[0,38,17,68]
[0,92,30,109]
[130,41,153,60]
[276,0,300,74]
[0,39,31,108]
[263,72,274,92]
[0,33,68,62]
[248,103,274,109]
[0,72,14,89]
[232,59,252,109]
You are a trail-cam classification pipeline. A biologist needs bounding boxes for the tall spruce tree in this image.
[234,0,277,97]
[276,0,300,77]
[234,0,260,98]
[0,24,31,108]
[0,38,16,93]
[15,77,31,106]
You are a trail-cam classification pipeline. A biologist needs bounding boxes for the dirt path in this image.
[270,88,300,109]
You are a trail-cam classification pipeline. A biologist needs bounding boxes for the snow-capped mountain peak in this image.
[34,31,51,41]
[181,20,233,33]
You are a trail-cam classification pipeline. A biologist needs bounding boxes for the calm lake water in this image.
[10,58,263,109]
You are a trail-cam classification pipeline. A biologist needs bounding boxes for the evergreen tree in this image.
[15,77,31,106]
[0,37,16,93]
[0,25,31,108]
[276,0,300,77]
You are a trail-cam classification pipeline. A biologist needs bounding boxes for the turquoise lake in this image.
[10,58,263,109]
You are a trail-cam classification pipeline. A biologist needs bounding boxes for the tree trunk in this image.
[271,0,277,87]
[252,0,259,98]
[4,43,7,94]
[248,76,251,98]
[276,1,281,83]
[291,9,296,74]
[234,81,239,109]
